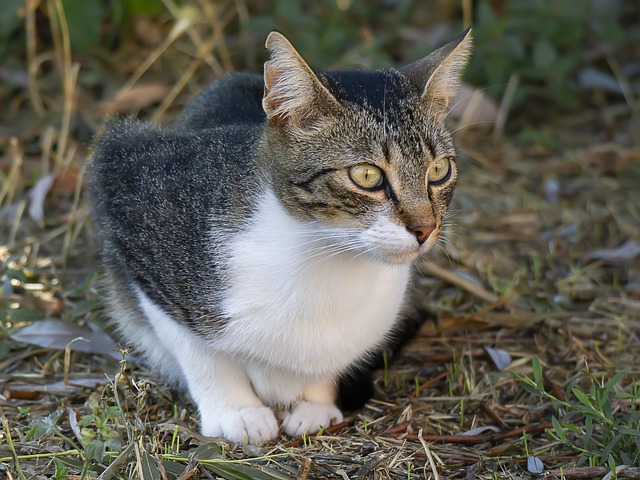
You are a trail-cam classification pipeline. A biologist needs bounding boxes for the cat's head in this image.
[261,30,472,264]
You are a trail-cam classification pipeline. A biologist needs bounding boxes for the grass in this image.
[1,0,640,478]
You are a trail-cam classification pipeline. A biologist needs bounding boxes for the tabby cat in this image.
[88,29,472,443]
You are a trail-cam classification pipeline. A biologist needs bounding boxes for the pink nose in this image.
[407,225,435,245]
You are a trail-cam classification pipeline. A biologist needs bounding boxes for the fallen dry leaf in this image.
[9,319,120,358]
[28,173,55,224]
[100,83,171,115]
[585,239,640,262]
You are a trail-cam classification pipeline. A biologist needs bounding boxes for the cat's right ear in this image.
[263,32,340,130]
[401,28,473,109]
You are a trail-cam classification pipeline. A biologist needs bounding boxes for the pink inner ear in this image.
[263,63,291,127]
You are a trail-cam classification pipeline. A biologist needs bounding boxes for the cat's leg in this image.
[135,289,278,443]
[281,376,343,436]
[192,353,278,443]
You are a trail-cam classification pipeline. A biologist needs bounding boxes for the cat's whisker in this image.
[443,83,507,120]
[431,242,452,263]
[450,120,495,135]
[444,209,461,220]
[301,245,360,273]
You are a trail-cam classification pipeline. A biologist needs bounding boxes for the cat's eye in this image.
[427,157,452,185]
[349,164,384,190]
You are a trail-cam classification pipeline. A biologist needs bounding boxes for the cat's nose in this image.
[407,225,435,245]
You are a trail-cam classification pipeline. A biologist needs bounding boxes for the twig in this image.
[285,421,349,447]
[418,429,441,480]
[480,402,509,431]
[545,466,640,479]
[421,261,499,304]
[414,371,449,397]
[0,408,27,480]
[354,454,387,479]
[299,457,312,480]
[394,421,553,445]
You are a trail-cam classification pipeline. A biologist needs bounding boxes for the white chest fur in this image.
[217,191,411,379]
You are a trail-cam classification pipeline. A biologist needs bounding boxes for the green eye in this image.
[349,164,384,190]
[427,157,452,185]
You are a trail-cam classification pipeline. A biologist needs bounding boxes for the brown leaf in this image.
[1,293,64,315]
[449,83,499,127]
[100,83,171,115]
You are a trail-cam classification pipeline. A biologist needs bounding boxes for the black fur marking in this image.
[425,141,437,159]
[321,70,412,115]
[291,168,337,192]
[384,181,399,205]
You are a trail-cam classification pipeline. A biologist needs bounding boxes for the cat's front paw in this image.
[201,406,278,444]
[282,401,343,437]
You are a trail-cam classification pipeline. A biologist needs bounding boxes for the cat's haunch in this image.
[88,29,471,444]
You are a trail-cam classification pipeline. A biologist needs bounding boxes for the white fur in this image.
[219,191,411,382]
[135,288,278,443]
[133,189,413,443]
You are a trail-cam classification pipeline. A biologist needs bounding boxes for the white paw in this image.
[200,406,278,444]
[282,401,343,437]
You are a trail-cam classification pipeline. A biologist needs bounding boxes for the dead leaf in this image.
[485,346,512,371]
[487,443,521,456]
[449,83,499,128]
[1,293,64,315]
[134,16,163,47]
[100,83,171,115]
[51,168,80,195]
[460,425,501,436]
[9,319,120,358]
[4,377,107,398]
[585,239,640,262]
[28,173,55,224]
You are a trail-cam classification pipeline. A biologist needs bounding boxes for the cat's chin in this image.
[368,249,422,265]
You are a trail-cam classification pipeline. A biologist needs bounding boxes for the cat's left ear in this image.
[401,27,473,109]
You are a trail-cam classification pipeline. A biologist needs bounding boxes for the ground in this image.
[1,2,639,479]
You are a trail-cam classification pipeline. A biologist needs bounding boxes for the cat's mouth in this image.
[365,227,441,265]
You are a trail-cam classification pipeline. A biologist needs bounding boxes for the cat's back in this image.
[89,118,262,213]
[177,72,265,130]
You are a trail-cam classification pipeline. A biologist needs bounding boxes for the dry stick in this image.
[418,429,441,480]
[0,138,22,210]
[299,457,312,480]
[52,0,76,163]
[480,402,509,431]
[61,164,86,286]
[150,4,238,122]
[421,261,499,304]
[151,32,220,122]
[104,13,196,117]
[397,421,553,445]
[414,371,449,397]
[546,466,640,479]
[161,0,226,75]
[493,73,520,142]
[0,408,27,480]
[284,421,349,448]
[25,0,45,116]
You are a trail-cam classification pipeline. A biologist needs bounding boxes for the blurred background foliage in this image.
[0,0,638,138]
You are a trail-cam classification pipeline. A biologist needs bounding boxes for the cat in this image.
[87,29,472,444]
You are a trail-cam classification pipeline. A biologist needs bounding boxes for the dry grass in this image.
[1,1,639,479]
